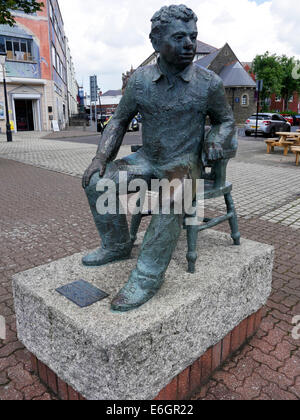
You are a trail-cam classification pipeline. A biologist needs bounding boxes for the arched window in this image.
[241,94,249,106]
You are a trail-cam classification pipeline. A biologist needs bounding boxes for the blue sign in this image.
[256,80,263,92]
[90,75,98,102]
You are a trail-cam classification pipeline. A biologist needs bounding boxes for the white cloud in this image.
[58,0,300,93]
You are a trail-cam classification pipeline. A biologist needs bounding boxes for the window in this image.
[272,115,280,121]
[251,115,271,121]
[6,40,12,53]
[56,52,60,74]
[49,2,54,21]
[4,37,33,61]
[289,96,294,103]
[21,42,27,53]
[275,96,281,102]
[13,41,20,52]
[241,94,249,106]
[54,17,58,33]
[52,45,57,68]
[0,36,5,54]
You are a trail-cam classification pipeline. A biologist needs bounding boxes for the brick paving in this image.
[0,134,299,400]
[0,158,99,400]
[193,217,300,400]
[0,133,299,227]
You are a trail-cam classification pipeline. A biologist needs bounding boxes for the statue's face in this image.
[158,19,198,69]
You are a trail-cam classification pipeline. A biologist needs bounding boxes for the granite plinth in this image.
[13,230,274,400]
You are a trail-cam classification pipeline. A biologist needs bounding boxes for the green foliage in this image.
[270,110,298,116]
[277,55,300,111]
[251,52,283,103]
[0,0,44,26]
[252,51,300,112]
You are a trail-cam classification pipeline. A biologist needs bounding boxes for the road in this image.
[50,129,143,146]
[0,125,300,400]
[49,125,300,147]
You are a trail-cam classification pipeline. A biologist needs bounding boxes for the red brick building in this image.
[269,93,300,114]
[242,63,300,115]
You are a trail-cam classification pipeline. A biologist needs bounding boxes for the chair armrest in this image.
[131,145,142,153]
[211,159,229,188]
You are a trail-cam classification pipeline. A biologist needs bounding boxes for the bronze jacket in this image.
[97,62,236,168]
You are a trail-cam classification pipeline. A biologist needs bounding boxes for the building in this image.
[65,37,78,118]
[0,0,76,133]
[269,93,300,114]
[84,89,122,117]
[195,44,257,123]
[241,62,300,115]
[100,90,122,115]
[132,41,256,124]
[122,41,219,93]
[139,40,218,67]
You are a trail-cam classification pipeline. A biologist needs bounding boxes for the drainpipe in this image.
[232,87,235,111]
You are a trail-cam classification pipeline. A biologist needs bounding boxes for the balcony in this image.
[6,51,36,63]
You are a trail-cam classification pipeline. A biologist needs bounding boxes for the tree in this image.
[277,55,300,111]
[252,52,300,112]
[0,0,44,26]
[251,52,283,106]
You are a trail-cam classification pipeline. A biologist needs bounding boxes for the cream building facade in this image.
[0,1,77,134]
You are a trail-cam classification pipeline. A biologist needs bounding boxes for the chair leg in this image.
[130,213,143,244]
[186,225,198,273]
[224,193,241,246]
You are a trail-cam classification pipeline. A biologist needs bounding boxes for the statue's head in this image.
[150,4,198,69]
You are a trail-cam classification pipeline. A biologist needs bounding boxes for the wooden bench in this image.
[265,138,295,156]
[291,146,300,166]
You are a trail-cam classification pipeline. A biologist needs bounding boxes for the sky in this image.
[58,0,300,94]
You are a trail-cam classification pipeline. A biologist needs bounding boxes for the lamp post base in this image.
[6,126,12,142]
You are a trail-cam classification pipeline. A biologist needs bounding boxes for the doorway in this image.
[14,99,34,131]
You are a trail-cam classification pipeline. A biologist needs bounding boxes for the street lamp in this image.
[0,52,12,142]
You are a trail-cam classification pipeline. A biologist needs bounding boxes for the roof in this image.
[102,89,122,97]
[0,23,33,38]
[194,49,220,68]
[196,40,218,55]
[139,40,218,68]
[241,62,253,68]
[219,61,256,87]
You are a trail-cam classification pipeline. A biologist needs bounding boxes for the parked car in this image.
[281,114,294,125]
[102,116,112,130]
[97,114,111,123]
[127,117,139,132]
[136,113,142,123]
[97,115,112,133]
[244,113,291,138]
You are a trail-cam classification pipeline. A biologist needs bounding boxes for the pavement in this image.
[0,129,299,400]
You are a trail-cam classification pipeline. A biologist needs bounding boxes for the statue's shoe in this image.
[111,272,164,312]
[82,246,132,267]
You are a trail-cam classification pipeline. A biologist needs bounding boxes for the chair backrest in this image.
[131,145,230,189]
[202,159,229,189]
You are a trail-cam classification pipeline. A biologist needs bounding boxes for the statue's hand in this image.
[82,156,107,188]
[206,143,224,161]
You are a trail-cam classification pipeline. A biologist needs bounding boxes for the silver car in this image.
[244,113,291,138]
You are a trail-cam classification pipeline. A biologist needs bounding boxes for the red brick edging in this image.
[30,308,263,401]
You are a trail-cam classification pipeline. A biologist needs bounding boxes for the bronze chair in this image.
[130,146,240,274]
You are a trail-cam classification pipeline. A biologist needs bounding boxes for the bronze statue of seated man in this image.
[82,4,236,312]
